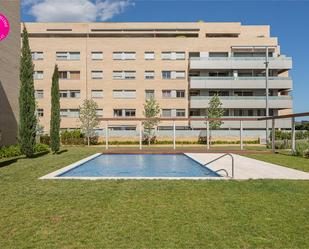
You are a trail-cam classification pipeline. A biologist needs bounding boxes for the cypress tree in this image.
[19,25,37,157]
[50,65,60,153]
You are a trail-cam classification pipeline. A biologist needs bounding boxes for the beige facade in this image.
[0,0,20,146]
[24,22,293,134]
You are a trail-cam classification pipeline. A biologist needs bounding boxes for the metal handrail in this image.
[204,153,235,178]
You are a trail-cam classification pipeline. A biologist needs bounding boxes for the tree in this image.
[142,97,160,146]
[19,25,37,157]
[207,94,225,144]
[50,65,60,153]
[79,99,99,146]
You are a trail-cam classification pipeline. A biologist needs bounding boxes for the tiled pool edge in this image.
[39,153,227,180]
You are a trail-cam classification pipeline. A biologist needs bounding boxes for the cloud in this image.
[23,0,134,22]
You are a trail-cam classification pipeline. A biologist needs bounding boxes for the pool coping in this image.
[39,153,227,180]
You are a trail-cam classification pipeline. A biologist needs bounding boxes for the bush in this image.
[303,149,309,158]
[0,145,22,158]
[61,130,85,145]
[270,130,309,140]
[294,140,309,157]
[35,143,50,153]
[40,134,51,145]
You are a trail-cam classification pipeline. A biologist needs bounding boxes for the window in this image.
[33,71,44,80]
[60,109,80,118]
[162,109,172,117]
[91,52,103,60]
[91,71,103,79]
[209,52,229,57]
[60,90,80,98]
[96,109,103,117]
[145,52,155,60]
[206,33,239,38]
[113,109,136,117]
[35,90,44,99]
[145,90,155,99]
[162,90,172,98]
[113,90,136,99]
[91,90,103,98]
[32,52,43,60]
[125,109,136,117]
[161,51,185,60]
[113,52,136,60]
[233,52,273,57]
[162,71,171,79]
[144,71,155,80]
[59,71,80,80]
[162,71,185,79]
[37,108,44,117]
[113,71,136,80]
[56,52,80,60]
[210,91,229,96]
[176,90,185,98]
[176,109,185,117]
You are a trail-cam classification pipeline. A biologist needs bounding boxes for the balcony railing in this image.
[190,76,291,81]
[190,96,292,100]
[190,56,292,61]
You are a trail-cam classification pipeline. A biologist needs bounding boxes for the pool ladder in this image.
[203,153,235,178]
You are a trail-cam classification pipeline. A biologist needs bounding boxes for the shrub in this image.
[35,143,50,153]
[61,130,85,145]
[270,130,309,140]
[294,140,309,157]
[40,134,51,145]
[303,149,309,158]
[0,145,22,158]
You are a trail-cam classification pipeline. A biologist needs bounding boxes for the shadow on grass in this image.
[56,149,68,155]
[0,157,22,168]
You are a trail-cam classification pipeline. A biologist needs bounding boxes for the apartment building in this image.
[0,0,20,146]
[25,22,293,134]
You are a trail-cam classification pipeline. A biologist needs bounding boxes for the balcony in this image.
[189,56,292,70]
[190,76,292,90]
[189,116,292,129]
[190,96,293,109]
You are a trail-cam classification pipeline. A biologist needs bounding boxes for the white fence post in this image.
[291,117,296,154]
[206,121,210,150]
[240,120,243,150]
[272,119,276,153]
[139,121,142,150]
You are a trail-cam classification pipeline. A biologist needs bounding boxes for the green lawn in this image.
[245,153,309,172]
[0,147,308,249]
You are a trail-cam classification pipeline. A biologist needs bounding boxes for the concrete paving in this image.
[186,153,309,180]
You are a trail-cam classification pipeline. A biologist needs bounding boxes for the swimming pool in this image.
[42,154,221,179]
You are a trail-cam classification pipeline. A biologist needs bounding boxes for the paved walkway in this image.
[186,153,309,180]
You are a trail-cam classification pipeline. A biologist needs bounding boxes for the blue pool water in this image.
[58,154,219,178]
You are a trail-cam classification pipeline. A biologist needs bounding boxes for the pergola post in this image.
[173,120,176,150]
[272,118,276,153]
[291,117,296,154]
[206,121,210,150]
[240,120,243,150]
[105,121,109,150]
[139,121,142,150]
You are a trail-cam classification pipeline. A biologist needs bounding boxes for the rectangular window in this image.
[33,71,44,80]
[59,71,80,80]
[162,90,172,98]
[60,109,80,118]
[37,108,44,117]
[175,52,185,60]
[113,52,136,60]
[161,51,185,60]
[113,71,136,80]
[161,52,172,60]
[59,90,80,98]
[91,90,103,98]
[125,109,136,117]
[144,71,155,80]
[113,109,123,117]
[35,90,44,99]
[96,109,103,117]
[176,109,185,117]
[91,71,103,79]
[113,109,136,117]
[144,52,155,60]
[162,71,171,79]
[113,90,136,99]
[91,52,103,60]
[145,90,155,99]
[162,109,172,117]
[175,71,185,79]
[176,90,185,98]
[209,52,229,57]
[32,52,43,60]
[56,52,80,60]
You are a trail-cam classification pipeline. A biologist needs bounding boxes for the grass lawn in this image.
[245,153,309,172]
[0,147,308,249]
